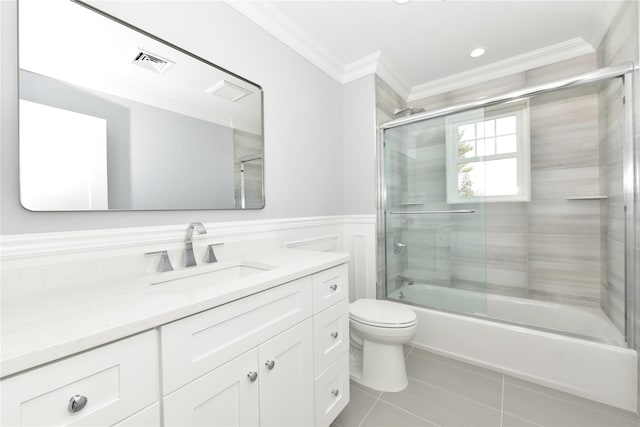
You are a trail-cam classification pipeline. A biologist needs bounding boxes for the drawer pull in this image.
[329,284,338,291]
[247,371,258,382]
[265,360,276,370]
[68,395,88,413]
[330,388,340,397]
[330,331,339,339]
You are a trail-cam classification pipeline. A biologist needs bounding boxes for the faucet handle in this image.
[205,243,224,263]
[145,250,174,272]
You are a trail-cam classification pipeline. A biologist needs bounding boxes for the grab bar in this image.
[389,210,475,215]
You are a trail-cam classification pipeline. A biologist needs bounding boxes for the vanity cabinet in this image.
[0,331,159,426]
[0,262,349,427]
[162,263,349,427]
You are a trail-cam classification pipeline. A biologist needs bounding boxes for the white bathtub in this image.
[387,284,637,412]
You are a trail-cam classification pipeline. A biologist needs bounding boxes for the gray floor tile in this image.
[360,401,437,427]
[409,347,503,380]
[334,385,379,427]
[406,350,503,409]
[351,380,383,398]
[503,382,639,426]
[380,378,502,427]
[505,375,640,424]
[502,413,541,427]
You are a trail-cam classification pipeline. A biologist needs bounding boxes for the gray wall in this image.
[342,75,377,215]
[1,0,344,233]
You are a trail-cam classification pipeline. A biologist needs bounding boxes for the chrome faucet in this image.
[395,275,414,286]
[185,222,207,267]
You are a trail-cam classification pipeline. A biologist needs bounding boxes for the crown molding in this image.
[343,51,380,84]
[224,2,597,103]
[408,37,595,102]
[223,0,345,82]
[376,54,411,100]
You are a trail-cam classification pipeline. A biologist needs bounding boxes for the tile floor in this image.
[332,346,640,427]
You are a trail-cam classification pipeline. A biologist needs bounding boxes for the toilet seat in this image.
[349,299,417,329]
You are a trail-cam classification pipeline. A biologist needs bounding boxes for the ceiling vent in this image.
[205,80,252,102]
[132,49,174,74]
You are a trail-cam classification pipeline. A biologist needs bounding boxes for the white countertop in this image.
[1,248,349,377]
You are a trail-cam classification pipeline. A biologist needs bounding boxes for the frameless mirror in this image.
[18,0,264,211]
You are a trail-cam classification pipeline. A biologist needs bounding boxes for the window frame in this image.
[445,100,531,204]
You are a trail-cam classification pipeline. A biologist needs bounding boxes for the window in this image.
[445,101,530,203]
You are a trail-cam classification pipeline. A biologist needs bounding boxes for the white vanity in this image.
[0,238,350,426]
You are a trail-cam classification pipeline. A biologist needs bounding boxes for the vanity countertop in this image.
[0,248,349,377]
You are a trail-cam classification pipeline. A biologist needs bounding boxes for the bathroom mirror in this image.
[18,0,264,211]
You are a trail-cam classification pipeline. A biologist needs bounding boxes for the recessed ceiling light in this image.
[470,47,486,58]
[393,0,412,5]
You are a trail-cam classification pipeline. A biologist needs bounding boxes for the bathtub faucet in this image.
[395,275,414,286]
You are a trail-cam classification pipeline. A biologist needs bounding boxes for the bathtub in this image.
[387,284,637,412]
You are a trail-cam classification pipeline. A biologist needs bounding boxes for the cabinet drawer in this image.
[314,352,350,427]
[313,299,349,377]
[161,277,312,393]
[0,331,158,427]
[312,264,348,314]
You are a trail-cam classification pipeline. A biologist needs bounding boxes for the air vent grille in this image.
[132,49,174,74]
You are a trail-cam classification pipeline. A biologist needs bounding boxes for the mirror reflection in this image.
[18,0,264,211]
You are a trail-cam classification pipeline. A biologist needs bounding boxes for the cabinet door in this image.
[258,319,314,427]
[163,349,259,427]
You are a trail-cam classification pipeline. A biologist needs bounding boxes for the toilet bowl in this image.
[349,299,417,392]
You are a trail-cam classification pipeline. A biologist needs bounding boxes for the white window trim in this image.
[445,101,530,204]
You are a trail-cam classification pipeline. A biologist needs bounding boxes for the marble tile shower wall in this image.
[376,76,408,290]
[597,0,639,353]
[390,53,617,308]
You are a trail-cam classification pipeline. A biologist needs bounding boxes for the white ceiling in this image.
[228,0,624,100]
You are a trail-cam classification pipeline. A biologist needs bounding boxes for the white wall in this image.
[0,0,344,234]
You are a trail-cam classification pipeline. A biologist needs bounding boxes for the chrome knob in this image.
[329,284,338,291]
[265,360,275,370]
[330,331,339,339]
[247,371,258,382]
[67,395,88,413]
[330,388,340,397]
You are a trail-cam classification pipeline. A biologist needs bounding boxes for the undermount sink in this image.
[147,260,275,286]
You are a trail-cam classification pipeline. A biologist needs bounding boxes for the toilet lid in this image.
[349,299,416,328]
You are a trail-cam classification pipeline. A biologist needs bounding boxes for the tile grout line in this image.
[500,374,505,427]
[357,389,383,427]
[403,374,503,413]
[379,399,441,427]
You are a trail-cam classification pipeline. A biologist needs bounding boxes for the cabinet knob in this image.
[331,388,340,397]
[265,360,276,370]
[247,371,258,382]
[330,331,339,339]
[329,284,338,291]
[67,395,88,413]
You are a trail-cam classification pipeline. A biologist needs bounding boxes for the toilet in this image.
[349,299,417,392]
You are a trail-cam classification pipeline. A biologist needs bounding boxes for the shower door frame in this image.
[376,63,637,348]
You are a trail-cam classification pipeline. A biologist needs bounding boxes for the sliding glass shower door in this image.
[383,113,488,315]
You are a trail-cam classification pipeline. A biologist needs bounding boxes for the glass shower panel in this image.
[383,114,488,316]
